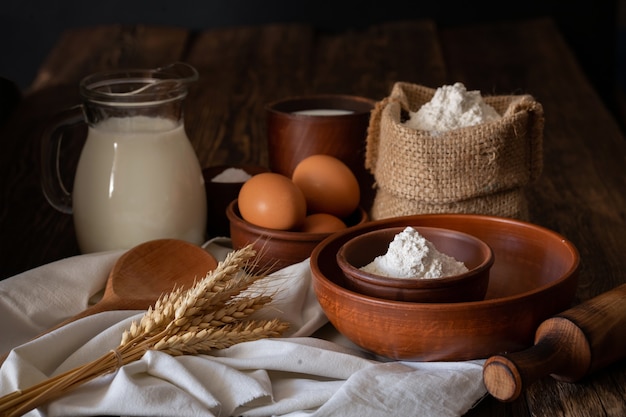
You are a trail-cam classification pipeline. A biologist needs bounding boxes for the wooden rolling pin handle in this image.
[483,317,590,402]
[484,283,626,402]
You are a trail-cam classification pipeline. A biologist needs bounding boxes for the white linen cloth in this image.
[0,238,487,417]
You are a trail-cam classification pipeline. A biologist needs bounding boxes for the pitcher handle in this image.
[40,105,84,214]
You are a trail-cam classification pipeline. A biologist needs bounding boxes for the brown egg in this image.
[300,213,347,233]
[292,154,360,218]
[238,172,307,230]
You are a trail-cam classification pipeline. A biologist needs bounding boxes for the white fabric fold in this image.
[0,239,487,417]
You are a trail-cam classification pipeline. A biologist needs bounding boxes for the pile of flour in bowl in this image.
[360,227,468,279]
[404,82,501,132]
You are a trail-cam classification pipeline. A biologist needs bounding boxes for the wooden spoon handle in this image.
[483,283,626,402]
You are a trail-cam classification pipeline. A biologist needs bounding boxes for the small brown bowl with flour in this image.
[335,226,493,303]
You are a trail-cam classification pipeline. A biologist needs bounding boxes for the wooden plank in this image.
[29,25,190,91]
[312,20,445,99]
[184,24,315,168]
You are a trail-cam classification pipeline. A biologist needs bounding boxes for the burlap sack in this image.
[365,82,544,220]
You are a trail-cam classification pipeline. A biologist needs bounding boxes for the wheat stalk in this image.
[0,244,290,417]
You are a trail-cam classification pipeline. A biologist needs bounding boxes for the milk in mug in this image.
[72,116,207,253]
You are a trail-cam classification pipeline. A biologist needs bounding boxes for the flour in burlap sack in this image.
[404,82,501,132]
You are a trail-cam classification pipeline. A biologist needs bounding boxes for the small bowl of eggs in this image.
[227,154,368,273]
[335,226,494,303]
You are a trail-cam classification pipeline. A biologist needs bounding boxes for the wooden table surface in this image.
[1,17,625,416]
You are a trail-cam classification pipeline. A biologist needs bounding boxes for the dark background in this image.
[1,0,625,124]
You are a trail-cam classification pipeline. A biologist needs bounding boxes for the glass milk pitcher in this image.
[41,62,207,253]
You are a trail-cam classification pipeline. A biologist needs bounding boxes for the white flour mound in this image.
[404,82,501,132]
[211,167,252,183]
[360,226,469,279]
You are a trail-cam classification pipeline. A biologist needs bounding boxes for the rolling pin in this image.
[483,283,626,402]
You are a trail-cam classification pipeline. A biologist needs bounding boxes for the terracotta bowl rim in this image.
[265,94,376,116]
[336,225,494,289]
[311,213,580,309]
[226,199,368,242]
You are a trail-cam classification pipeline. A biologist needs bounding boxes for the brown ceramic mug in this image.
[265,94,376,211]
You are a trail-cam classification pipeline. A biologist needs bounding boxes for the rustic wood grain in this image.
[312,20,446,99]
[185,24,316,168]
[0,17,625,417]
[29,25,190,91]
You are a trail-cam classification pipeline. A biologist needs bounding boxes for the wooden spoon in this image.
[54,238,218,329]
[1,239,218,362]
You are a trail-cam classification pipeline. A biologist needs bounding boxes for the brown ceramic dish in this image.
[265,94,375,178]
[310,213,580,361]
[336,226,493,303]
[227,199,368,273]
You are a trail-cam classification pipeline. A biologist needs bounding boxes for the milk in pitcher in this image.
[72,116,207,253]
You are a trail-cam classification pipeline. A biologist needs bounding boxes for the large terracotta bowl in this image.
[310,214,580,361]
[336,226,493,303]
[227,199,368,274]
